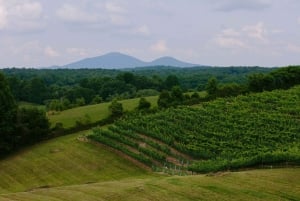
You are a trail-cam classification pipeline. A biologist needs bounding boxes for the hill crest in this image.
[62,52,198,69]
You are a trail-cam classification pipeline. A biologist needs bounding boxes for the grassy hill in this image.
[89,86,300,173]
[0,130,149,194]
[48,96,158,129]
[1,85,299,200]
[0,168,299,201]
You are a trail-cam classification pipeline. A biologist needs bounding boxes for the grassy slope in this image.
[0,131,149,194]
[0,168,299,201]
[48,96,158,129]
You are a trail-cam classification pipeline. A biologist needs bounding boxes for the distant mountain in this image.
[62,52,198,69]
[149,56,196,67]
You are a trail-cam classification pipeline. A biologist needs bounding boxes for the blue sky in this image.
[0,0,299,67]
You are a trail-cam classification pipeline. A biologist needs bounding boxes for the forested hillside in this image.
[1,66,272,109]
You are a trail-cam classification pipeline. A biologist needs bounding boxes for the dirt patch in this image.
[49,148,64,153]
[206,171,231,177]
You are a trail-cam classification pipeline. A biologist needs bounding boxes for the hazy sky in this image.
[0,0,300,67]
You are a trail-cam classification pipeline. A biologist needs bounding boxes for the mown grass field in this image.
[0,131,149,194]
[48,96,158,129]
[0,168,299,201]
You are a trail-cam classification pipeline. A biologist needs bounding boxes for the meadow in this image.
[0,129,299,200]
[0,131,149,194]
[48,96,158,129]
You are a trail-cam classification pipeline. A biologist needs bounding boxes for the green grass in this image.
[48,96,158,129]
[18,101,46,110]
[0,168,299,201]
[0,130,149,194]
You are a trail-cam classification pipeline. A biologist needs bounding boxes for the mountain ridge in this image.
[61,52,198,69]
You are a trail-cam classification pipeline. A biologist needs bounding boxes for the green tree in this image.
[0,73,18,155]
[17,107,50,145]
[138,97,151,110]
[206,77,218,97]
[157,90,171,108]
[164,75,179,90]
[109,99,123,117]
[92,95,103,104]
[171,86,184,104]
[217,83,244,97]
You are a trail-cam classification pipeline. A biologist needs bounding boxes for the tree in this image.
[138,97,151,110]
[206,77,218,97]
[27,77,49,104]
[17,107,50,145]
[217,83,245,97]
[157,90,171,108]
[0,73,18,155]
[109,99,123,117]
[92,95,103,104]
[164,75,179,90]
[171,86,184,104]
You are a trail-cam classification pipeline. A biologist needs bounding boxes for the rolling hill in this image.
[89,86,300,173]
[62,52,198,69]
[0,131,149,194]
[0,86,299,200]
[48,96,158,129]
[1,168,299,201]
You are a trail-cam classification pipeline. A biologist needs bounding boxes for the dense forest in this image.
[1,66,272,111]
[0,73,50,156]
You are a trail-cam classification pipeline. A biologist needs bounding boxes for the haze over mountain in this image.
[61,52,198,69]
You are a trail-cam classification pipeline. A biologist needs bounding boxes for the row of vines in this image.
[89,86,300,173]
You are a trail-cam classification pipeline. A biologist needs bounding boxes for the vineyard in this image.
[88,86,300,173]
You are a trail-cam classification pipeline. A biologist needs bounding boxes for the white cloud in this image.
[109,14,128,26]
[56,2,129,27]
[150,40,168,53]
[105,2,128,26]
[11,1,42,20]
[214,22,271,49]
[135,25,150,36]
[0,1,44,32]
[105,2,126,14]
[0,3,7,29]
[286,44,300,53]
[11,40,41,55]
[214,35,247,48]
[66,48,87,56]
[44,47,59,57]
[242,22,268,41]
[214,0,272,12]
[56,4,98,24]
[221,28,240,37]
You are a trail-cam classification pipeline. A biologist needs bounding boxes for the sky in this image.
[0,0,300,68]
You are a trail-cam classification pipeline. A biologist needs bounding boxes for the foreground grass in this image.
[0,168,299,201]
[0,131,149,194]
[48,96,158,129]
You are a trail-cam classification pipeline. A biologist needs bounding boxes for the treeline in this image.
[156,66,300,109]
[1,66,272,110]
[0,73,50,157]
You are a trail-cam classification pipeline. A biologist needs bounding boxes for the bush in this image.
[109,99,123,117]
[138,97,151,110]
